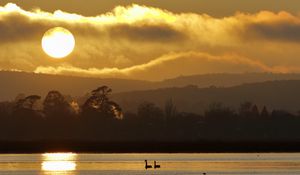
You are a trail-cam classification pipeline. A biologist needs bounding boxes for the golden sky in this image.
[1,1,300,80]
[1,0,300,17]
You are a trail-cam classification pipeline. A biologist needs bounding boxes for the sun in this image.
[42,27,75,59]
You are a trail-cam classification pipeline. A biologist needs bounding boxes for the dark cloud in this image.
[0,11,186,45]
[0,13,49,42]
[0,11,101,43]
[108,24,187,43]
[246,22,300,42]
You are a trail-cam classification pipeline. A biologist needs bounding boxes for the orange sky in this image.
[1,2,300,80]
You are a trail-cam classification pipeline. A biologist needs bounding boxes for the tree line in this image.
[0,85,299,142]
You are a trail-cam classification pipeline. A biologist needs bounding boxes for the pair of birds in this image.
[145,160,160,169]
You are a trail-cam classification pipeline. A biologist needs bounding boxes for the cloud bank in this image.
[1,3,300,80]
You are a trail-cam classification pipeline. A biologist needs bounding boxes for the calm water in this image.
[0,153,299,175]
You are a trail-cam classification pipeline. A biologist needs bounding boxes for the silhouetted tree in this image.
[137,101,163,120]
[43,91,72,117]
[164,98,177,120]
[261,106,270,118]
[2,86,300,143]
[251,105,260,118]
[12,95,44,139]
[24,95,41,109]
[13,95,41,112]
[205,102,235,119]
[14,93,26,102]
[69,100,81,115]
[82,86,123,119]
[271,110,293,119]
[239,102,253,118]
[0,101,13,117]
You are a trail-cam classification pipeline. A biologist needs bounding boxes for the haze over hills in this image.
[162,73,300,87]
[0,71,156,101]
[2,71,300,102]
[113,80,300,114]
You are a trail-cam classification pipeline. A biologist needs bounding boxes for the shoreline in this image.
[0,141,299,154]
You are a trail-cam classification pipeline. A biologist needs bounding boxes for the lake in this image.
[0,153,299,175]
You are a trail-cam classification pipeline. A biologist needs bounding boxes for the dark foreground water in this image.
[0,153,300,175]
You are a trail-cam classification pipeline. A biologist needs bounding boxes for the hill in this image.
[162,73,300,87]
[113,80,300,114]
[2,71,300,101]
[0,71,156,101]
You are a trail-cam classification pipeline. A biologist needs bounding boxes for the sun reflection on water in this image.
[41,153,77,173]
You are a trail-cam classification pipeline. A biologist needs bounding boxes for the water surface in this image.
[0,153,299,174]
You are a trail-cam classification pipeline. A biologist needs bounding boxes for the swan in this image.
[154,161,161,169]
[145,160,152,169]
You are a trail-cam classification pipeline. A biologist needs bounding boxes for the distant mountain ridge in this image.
[2,71,300,101]
[113,80,300,114]
[0,71,155,101]
[162,73,300,87]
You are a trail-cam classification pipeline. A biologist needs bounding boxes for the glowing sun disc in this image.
[42,27,75,59]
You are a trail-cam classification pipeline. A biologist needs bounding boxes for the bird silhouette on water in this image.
[154,161,161,169]
[145,160,152,169]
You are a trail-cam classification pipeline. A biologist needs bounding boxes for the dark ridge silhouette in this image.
[2,71,300,101]
[0,71,156,101]
[0,84,300,152]
[112,80,300,114]
[162,72,300,87]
